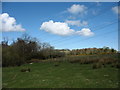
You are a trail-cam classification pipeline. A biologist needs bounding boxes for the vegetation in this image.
[57,47,117,56]
[1,34,65,67]
[1,34,120,88]
[1,34,118,67]
[2,62,119,88]
[29,53,120,69]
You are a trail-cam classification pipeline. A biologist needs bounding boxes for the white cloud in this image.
[112,6,120,14]
[0,13,25,32]
[65,20,88,26]
[40,20,94,37]
[76,28,94,36]
[67,4,87,15]
[40,20,75,36]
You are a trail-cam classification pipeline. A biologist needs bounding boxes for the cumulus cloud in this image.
[40,20,94,37]
[67,4,87,15]
[65,20,88,26]
[112,6,120,14]
[40,20,75,36]
[76,28,94,36]
[0,13,25,32]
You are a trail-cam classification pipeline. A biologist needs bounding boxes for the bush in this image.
[92,63,102,69]
[116,63,120,68]
[111,62,120,68]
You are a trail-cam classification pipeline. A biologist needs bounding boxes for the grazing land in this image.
[2,54,119,88]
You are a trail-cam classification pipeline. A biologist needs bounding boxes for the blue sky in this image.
[1,2,118,50]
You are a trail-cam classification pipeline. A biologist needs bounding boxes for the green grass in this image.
[2,62,119,88]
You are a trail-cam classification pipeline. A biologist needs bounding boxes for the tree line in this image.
[1,34,117,67]
[1,34,65,67]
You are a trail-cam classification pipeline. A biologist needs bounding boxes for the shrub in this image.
[92,63,102,69]
[111,62,120,68]
[116,63,120,68]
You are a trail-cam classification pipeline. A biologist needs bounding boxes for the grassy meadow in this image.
[2,54,119,88]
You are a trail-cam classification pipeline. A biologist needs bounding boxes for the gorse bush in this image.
[69,47,117,55]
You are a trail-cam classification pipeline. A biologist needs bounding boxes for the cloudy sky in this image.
[1,2,118,50]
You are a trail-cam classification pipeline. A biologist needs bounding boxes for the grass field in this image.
[2,61,119,88]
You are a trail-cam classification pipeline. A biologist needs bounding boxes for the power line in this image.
[55,29,117,49]
[50,19,117,45]
[51,19,118,46]
[69,29,117,47]
[38,3,116,42]
[42,4,117,43]
[37,3,96,40]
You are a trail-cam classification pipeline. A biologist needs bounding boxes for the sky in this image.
[0,2,119,50]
